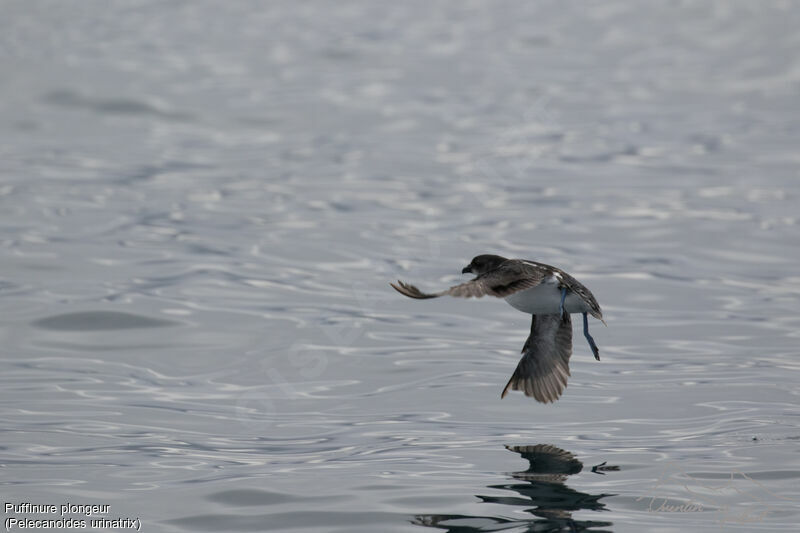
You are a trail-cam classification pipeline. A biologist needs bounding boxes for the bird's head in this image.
[462,254,508,276]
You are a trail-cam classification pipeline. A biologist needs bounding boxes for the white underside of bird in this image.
[504,274,592,315]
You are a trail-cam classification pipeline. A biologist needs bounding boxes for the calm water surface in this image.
[1,1,799,531]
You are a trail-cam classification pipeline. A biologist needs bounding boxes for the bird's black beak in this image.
[462,265,472,274]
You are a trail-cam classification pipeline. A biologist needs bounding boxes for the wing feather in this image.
[501,313,573,403]
[391,260,547,301]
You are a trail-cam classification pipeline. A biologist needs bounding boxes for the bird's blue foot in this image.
[559,287,567,319]
[583,312,600,361]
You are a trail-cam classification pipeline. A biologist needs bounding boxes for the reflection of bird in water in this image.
[391,255,605,403]
[506,444,586,483]
[412,444,618,532]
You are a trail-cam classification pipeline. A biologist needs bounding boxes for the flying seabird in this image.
[390,254,605,403]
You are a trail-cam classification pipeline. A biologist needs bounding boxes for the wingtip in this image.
[501,374,516,399]
[389,280,408,294]
[389,280,439,299]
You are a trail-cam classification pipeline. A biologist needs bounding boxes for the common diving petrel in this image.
[390,254,605,403]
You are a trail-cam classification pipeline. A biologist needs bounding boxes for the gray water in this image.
[2,1,799,531]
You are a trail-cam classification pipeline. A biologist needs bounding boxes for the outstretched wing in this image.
[502,313,573,403]
[390,261,547,300]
